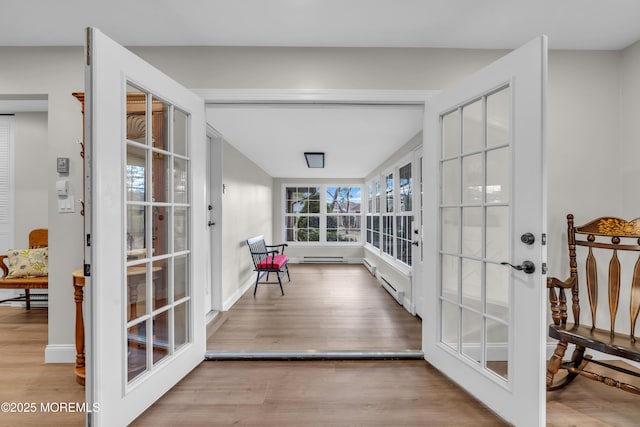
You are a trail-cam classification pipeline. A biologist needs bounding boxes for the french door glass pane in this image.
[485,206,509,261]
[486,148,510,204]
[486,318,509,380]
[462,207,482,257]
[441,159,460,205]
[174,302,189,350]
[127,321,147,382]
[462,99,483,154]
[126,85,146,144]
[173,109,188,156]
[486,262,510,322]
[442,110,460,158]
[174,255,189,301]
[152,310,170,365]
[462,154,483,204]
[441,300,460,351]
[126,205,146,253]
[127,266,147,322]
[440,85,511,383]
[461,259,482,312]
[153,152,170,203]
[441,254,459,301]
[487,87,511,148]
[152,97,169,151]
[441,208,459,254]
[126,145,146,201]
[153,206,170,257]
[152,258,169,310]
[462,309,482,364]
[125,81,192,386]
[174,157,188,204]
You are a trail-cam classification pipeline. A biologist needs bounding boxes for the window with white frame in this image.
[366,157,414,268]
[382,172,394,256]
[284,185,362,244]
[285,186,321,242]
[326,186,361,242]
[366,180,381,248]
[396,162,413,265]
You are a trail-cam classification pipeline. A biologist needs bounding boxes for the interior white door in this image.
[84,28,206,426]
[423,36,547,426]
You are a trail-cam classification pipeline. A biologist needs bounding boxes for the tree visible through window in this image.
[284,185,362,243]
[285,187,320,242]
[326,186,361,242]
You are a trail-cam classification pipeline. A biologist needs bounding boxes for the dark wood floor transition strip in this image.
[205,349,424,361]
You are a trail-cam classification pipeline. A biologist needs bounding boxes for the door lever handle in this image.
[208,221,215,227]
[412,241,419,247]
[501,260,535,274]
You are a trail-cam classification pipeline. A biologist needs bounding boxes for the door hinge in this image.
[86,27,91,66]
[541,233,547,245]
[86,233,91,247]
[84,264,91,277]
[541,262,548,274]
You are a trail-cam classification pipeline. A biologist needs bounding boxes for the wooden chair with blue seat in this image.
[246,235,290,296]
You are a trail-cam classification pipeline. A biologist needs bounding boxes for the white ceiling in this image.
[206,104,424,178]
[4,0,639,179]
[2,0,640,50]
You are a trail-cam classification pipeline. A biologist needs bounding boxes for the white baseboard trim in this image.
[222,278,253,311]
[45,344,76,364]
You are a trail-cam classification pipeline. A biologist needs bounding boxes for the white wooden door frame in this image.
[206,124,223,315]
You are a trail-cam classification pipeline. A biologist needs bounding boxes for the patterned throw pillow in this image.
[6,247,48,278]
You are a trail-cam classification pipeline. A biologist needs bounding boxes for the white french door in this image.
[84,28,206,426]
[423,36,547,426]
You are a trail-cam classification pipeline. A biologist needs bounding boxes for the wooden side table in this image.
[72,268,85,386]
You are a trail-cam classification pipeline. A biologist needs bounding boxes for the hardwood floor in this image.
[132,360,509,426]
[0,307,84,427]
[2,264,639,426]
[206,264,422,352]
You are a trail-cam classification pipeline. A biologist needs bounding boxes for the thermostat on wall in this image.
[57,157,69,174]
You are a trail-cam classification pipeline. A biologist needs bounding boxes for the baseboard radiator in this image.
[301,256,346,264]
[380,275,404,305]
[362,258,376,276]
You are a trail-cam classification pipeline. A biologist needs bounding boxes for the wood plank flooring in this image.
[0,307,84,427]
[206,264,422,352]
[1,264,639,425]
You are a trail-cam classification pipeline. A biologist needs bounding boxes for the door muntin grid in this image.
[439,85,512,382]
[125,82,192,386]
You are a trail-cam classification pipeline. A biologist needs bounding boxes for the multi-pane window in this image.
[326,186,361,242]
[366,158,415,268]
[285,187,321,242]
[396,162,413,266]
[366,181,381,248]
[382,172,394,256]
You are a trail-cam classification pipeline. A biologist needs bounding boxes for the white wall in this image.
[0,43,636,356]
[221,140,273,308]
[0,47,85,357]
[620,41,640,215]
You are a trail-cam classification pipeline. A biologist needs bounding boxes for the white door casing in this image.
[423,36,547,426]
[84,28,206,426]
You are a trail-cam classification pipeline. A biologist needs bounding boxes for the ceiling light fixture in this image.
[304,152,325,168]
